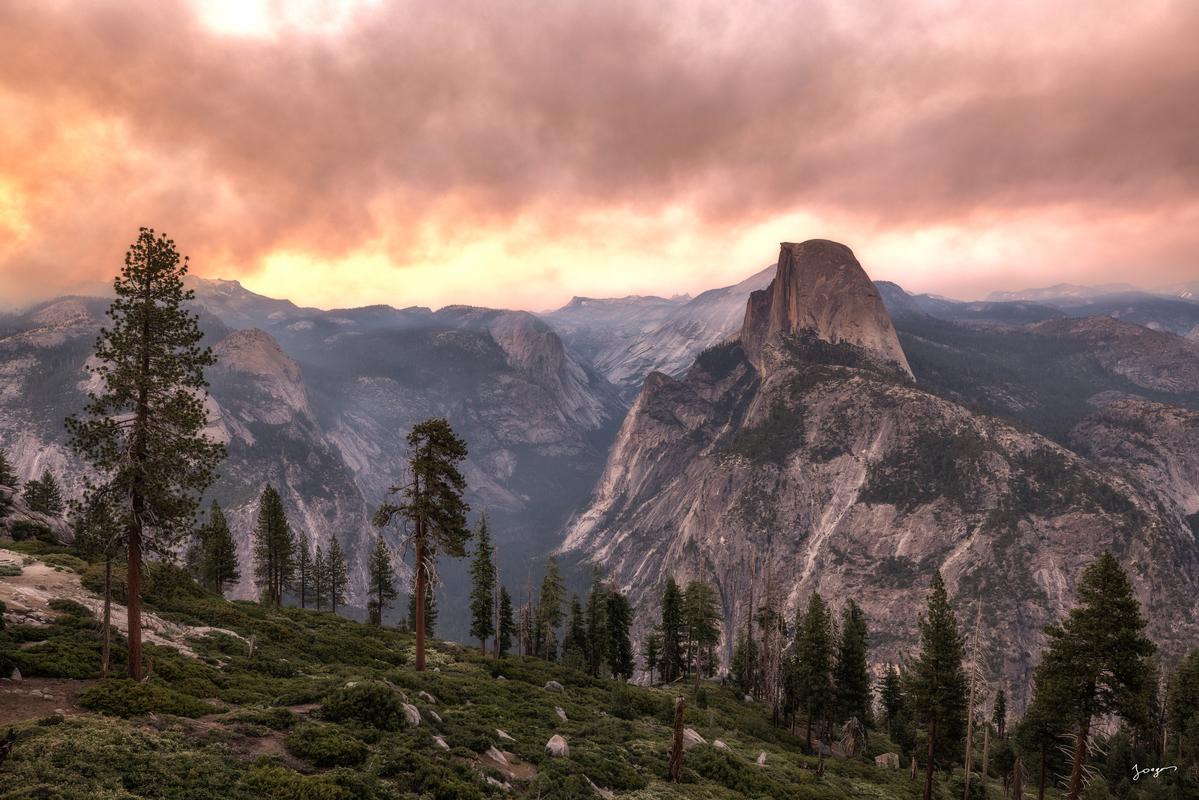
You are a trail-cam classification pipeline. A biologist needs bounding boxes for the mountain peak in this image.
[739,240,912,376]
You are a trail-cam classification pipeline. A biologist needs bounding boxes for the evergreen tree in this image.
[879,663,904,736]
[251,485,295,606]
[1032,552,1154,800]
[312,544,326,611]
[295,538,311,608]
[1168,649,1199,760]
[468,514,496,652]
[1015,689,1065,800]
[498,586,515,657]
[584,569,609,676]
[200,500,239,595]
[373,418,469,671]
[732,632,759,697]
[0,448,18,488]
[407,581,437,637]
[643,634,662,684]
[325,535,348,614]
[72,492,124,676]
[606,588,635,680]
[536,556,566,661]
[992,688,1008,739]
[834,599,872,724]
[366,534,396,625]
[659,577,685,683]
[910,571,968,800]
[66,228,224,680]
[683,581,721,686]
[791,592,835,747]
[562,596,588,671]
[23,469,64,516]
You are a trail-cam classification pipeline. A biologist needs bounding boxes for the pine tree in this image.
[1168,649,1199,760]
[65,228,224,680]
[992,688,1008,739]
[910,571,968,800]
[325,535,348,614]
[366,534,396,625]
[0,448,18,488]
[373,418,469,671]
[23,469,64,516]
[498,586,515,657]
[606,588,635,680]
[468,514,496,652]
[72,493,123,677]
[834,599,872,725]
[536,557,566,661]
[251,485,295,606]
[643,634,662,684]
[295,537,312,608]
[562,596,588,671]
[407,582,437,637]
[683,581,721,686]
[584,569,609,676]
[791,592,835,747]
[1015,688,1064,800]
[659,577,685,683]
[879,663,904,736]
[200,500,239,595]
[313,544,326,611]
[732,632,759,697]
[1033,552,1154,800]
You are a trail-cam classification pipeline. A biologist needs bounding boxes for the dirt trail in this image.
[0,548,246,659]
[0,677,94,726]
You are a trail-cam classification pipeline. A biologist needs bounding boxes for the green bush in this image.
[0,562,20,577]
[223,706,298,730]
[48,597,93,618]
[286,723,368,767]
[41,553,88,573]
[78,679,216,718]
[319,681,408,730]
[239,766,354,800]
[8,520,56,543]
[375,741,487,799]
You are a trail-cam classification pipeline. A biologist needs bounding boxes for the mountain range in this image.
[1,247,1197,675]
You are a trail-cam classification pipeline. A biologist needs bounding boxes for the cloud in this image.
[0,0,1196,309]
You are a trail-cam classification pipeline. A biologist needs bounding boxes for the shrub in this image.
[240,766,354,800]
[78,679,215,718]
[0,562,20,577]
[224,706,298,731]
[48,598,92,618]
[319,682,408,730]
[41,553,88,573]
[375,741,487,799]
[286,723,368,768]
[8,520,55,543]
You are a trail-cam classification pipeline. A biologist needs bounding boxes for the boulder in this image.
[433,735,449,750]
[682,728,706,750]
[713,739,730,751]
[402,703,421,727]
[496,728,516,742]
[11,667,22,681]
[756,751,768,766]
[555,706,568,722]
[545,734,570,757]
[485,746,509,766]
[418,690,438,704]
[875,752,900,769]
[426,709,442,724]
[544,681,564,693]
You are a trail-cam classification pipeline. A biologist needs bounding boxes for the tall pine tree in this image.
[606,588,635,680]
[0,448,18,488]
[373,418,469,671]
[251,485,295,606]
[563,596,588,671]
[992,688,1007,739]
[879,663,904,736]
[536,557,566,661]
[23,469,64,516]
[66,228,224,679]
[1032,552,1154,800]
[584,569,609,676]
[295,537,312,608]
[468,514,496,653]
[313,544,326,611]
[659,577,685,683]
[683,581,721,686]
[325,535,348,614]
[366,534,396,625]
[200,500,239,595]
[910,572,967,800]
[498,586,515,657]
[834,599,872,725]
[791,592,835,746]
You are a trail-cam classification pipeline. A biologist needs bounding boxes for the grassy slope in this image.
[0,544,1018,799]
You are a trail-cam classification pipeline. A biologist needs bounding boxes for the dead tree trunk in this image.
[669,696,686,782]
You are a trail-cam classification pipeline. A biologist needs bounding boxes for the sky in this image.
[0,0,1197,312]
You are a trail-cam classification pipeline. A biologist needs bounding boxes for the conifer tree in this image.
[407,582,437,636]
[325,535,348,614]
[1015,689,1063,800]
[0,448,18,488]
[366,534,396,625]
[295,537,312,608]
[879,663,904,736]
[834,599,872,724]
[562,596,588,671]
[373,418,469,671]
[498,586,515,657]
[536,556,566,661]
[313,544,326,611]
[72,493,123,677]
[791,592,835,746]
[606,588,635,680]
[23,469,64,516]
[1168,649,1199,760]
[468,514,496,652]
[644,634,662,684]
[252,485,295,606]
[1033,552,1154,800]
[659,577,685,683]
[66,228,224,679]
[910,572,968,800]
[584,569,609,676]
[683,581,721,686]
[992,688,1008,739]
[200,500,239,595]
